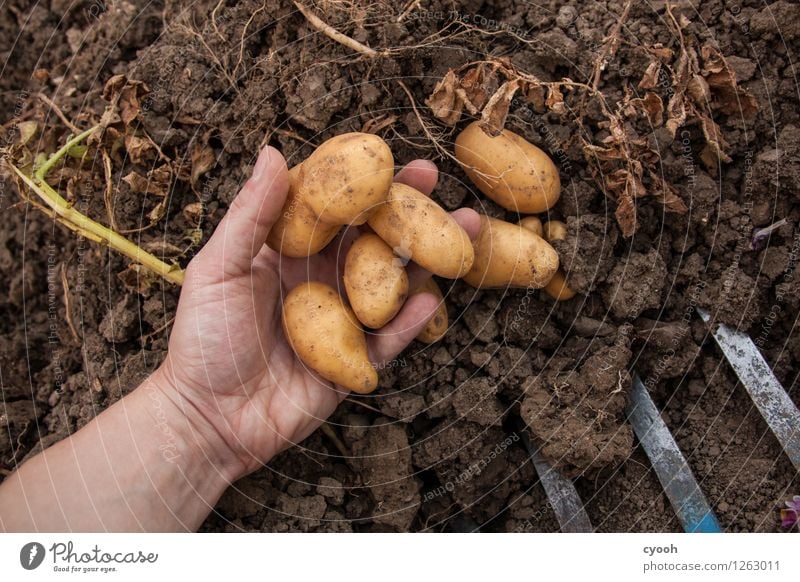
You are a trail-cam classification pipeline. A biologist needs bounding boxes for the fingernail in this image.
[252,146,273,181]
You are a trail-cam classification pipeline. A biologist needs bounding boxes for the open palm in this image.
[156,146,479,478]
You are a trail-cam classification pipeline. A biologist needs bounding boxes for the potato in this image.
[541,220,576,301]
[368,183,474,278]
[455,121,561,213]
[300,133,394,225]
[282,281,378,394]
[518,216,544,237]
[542,270,576,301]
[267,133,394,257]
[344,233,409,328]
[413,278,448,343]
[542,220,567,243]
[463,215,559,289]
[267,166,340,257]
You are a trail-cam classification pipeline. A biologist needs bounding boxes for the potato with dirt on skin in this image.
[413,278,448,343]
[282,281,378,394]
[518,216,544,238]
[368,182,474,279]
[539,220,576,301]
[344,233,409,328]
[463,215,559,289]
[266,165,340,257]
[455,121,561,213]
[267,133,394,257]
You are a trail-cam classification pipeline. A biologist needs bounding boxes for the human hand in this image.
[153,145,480,481]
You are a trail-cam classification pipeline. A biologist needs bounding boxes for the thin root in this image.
[294,1,383,58]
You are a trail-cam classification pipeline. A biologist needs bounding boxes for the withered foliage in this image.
[426,32,757,237]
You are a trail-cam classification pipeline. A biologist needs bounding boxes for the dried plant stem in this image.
[320,422,350,456]
[293,1,382,57]
[591,0,634,91]
[8,125,185,285]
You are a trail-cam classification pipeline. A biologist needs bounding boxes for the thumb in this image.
[192,146,289,278]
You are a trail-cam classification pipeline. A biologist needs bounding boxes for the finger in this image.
[194,146,289,277]
[367,292,439,365]
[393,159,438,195]
[406,207,482,292]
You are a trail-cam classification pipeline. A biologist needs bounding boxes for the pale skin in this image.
[0,147,481,532]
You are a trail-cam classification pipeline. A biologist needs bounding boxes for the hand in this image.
[154,145,480,481]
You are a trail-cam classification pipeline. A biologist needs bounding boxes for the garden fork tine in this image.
[698,308,800,472]
[628,374,722,532]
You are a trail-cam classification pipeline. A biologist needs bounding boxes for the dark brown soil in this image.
[1,0,798,532]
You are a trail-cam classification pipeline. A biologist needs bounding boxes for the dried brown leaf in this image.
[425,70,463,126]
[638,61,661,90]
[460,64,489,111]
[190,142,216,187]
[124,133,155,165]
[700,45,758,117]
[480,80,519,136]
[545,85,567,116]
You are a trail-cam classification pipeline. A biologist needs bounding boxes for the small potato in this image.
[267,166,340,257]
[542,270,576,301]
[455,121,561,213]
[518,216,544,237]
[282,281,378,394]
[413,278,448,343]
[368,183,474,279]
[542,220,567,242]
[463,215,559,289]
[344,233,409,328]
[541,220,576,301]
[300,133,394,225]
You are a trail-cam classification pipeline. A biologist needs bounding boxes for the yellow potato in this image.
[299,133,394,225]
[455,121,561,213]
[267,133,394,257]
[542,220,567,242]
[413,278,448,343]
[368,183,474,279]
[282,281,378,394]
[541,220,576,301]
[518,216,544,237]
[463,215,559,289]
[542,270,576,301]
[344,233,409,328]
[267,166,340,257]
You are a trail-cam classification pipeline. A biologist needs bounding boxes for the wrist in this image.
[142,366,248,485]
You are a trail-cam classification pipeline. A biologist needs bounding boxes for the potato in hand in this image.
[344,233,409,329]
[368,183,474,279]
[268,133,394,257]
[282,281,378,394]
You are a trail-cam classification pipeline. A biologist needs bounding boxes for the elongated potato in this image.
[344,233,409,328]
[282,282,378,394]
[414,278,448,343]
[267,166,340,257]
[463,215,559,289]
[300,133,394,225]
[368,183,474,278]
[267,133,394,257]
[541,220,576,301]
[518,216,544,237]
[455,121,561,213]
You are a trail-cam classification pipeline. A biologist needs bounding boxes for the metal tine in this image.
[698,308,800,472]
[517,422,593,532]
[628,374,722,533]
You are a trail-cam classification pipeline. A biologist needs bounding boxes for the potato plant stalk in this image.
[8,125,185,285]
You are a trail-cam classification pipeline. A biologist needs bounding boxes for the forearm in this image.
[0,373,237,532]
